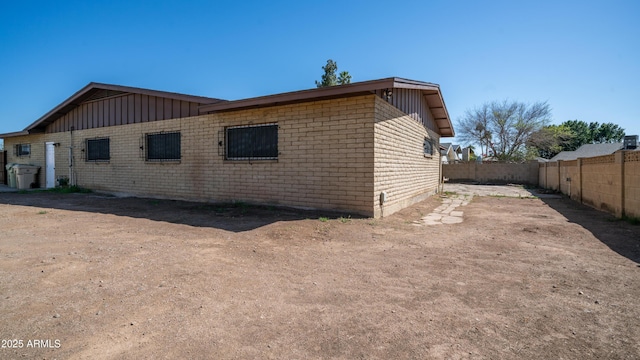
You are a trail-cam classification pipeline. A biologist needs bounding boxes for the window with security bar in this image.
[146,132,181,161]
[226,124,278,160]
[423,137,434,156]
[86,138,110,161]
[15,144,30,157]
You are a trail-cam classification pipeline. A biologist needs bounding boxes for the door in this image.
[45,142,55,188]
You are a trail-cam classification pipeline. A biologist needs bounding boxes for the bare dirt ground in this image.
[1,185,639,359]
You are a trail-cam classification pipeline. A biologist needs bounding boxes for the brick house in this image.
[0,77,454,217]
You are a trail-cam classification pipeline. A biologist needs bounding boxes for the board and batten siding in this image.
[374,88,437,133]
[46,93,203,133]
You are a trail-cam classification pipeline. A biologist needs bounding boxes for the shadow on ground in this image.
[0,192,359,232]
[539,195,640,265]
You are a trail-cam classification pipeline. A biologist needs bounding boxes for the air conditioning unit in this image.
[624,135,638,150]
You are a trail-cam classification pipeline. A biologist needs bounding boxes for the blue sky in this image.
[0,0,638,147]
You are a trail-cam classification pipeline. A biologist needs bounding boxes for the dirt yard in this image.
[1,185,639,359]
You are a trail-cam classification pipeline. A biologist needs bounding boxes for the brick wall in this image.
[4,133,63,187]
[443,161,539,185]
[5,94,445,217]
[557,161,580,201]
[5,95,377,216]
[624,152,640,218]
[545,162,559,190]
[538,163,545,187]
[580,155,622,215]
[373,96,440,217]
[539,151,640,218]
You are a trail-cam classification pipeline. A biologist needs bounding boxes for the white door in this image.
[45,142,55,188]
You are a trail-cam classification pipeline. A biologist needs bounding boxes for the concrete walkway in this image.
[0,184,18,192]
[416,193,473,226]
[415,183,544,226]
[443,183,537,198]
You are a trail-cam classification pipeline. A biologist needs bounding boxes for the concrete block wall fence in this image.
[539,151,640,218]
[442,161,539,185]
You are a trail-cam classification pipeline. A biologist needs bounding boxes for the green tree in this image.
[315,59,351,87]
[457,100,551,161]
[528,120,626,158]
[562,120,625,149]
[338,71,352,85]
[527,124,574,159]
[562,120,592,150]
[591,122,625,143]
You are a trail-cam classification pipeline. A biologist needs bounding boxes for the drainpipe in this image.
[438,153,442,194]
[69,126,75,186]
[438,141,444,194]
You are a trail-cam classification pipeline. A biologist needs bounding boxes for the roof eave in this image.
[0,130,30,139]
[425,88,454,137]
[23,82,97,131]
[198,78,396,113]
[198,77,454,137]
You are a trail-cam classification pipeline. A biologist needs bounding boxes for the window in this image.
[15,144,31,157]
[146,132,181,161]
[423,138,434,156]
[86,138,110,161]
[226,123,278,160]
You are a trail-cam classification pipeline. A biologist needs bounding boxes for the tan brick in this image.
[4,93,450,218]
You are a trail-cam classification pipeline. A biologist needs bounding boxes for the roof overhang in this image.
[0,130,29,138]
[1,77,454,139]
[199,77,454,137]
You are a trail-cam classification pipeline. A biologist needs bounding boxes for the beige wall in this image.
[4,133,70,187]
[443,161,539,185]
[624,152,640,218]
[539,151,640,218]
[373,97,440,217]
[580,155,622,215]
[545,162,559,190]
[538,163,546,188]
[5,94,442,218]
[557,161,580,201]
[6,96,376,215]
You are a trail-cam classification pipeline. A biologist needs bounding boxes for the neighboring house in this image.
[440,143,458,164]
[452,145,461,159]
[460,146,474,162]
[440,143,470,163]
[0,77,454,218]
[550,142,627,161]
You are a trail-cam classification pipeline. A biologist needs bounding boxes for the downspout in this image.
[438,147,442,194]
[69,126,75,186]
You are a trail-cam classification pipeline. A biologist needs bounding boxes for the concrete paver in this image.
[415,183,547,226]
